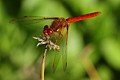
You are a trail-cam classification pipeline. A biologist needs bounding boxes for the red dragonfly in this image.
[11,12,101,72]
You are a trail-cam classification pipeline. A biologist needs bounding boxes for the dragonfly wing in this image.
[61,36,67,71]
[52,24,69,72]
[62,24,69,71]
[52,38,67,72]
[10,16,59,25]
[52,49,62,72]
[52,33,64,72]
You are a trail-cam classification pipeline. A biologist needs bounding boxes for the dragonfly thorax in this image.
[50,18,67,33]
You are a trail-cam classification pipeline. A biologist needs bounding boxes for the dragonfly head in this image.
[43,25,53,36]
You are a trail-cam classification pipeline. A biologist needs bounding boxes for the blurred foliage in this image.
[0,0,120,80]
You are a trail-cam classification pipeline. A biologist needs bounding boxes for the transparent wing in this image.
[52,33,63,72]
[61,33,67,71]
[10,16,59,25]
[62,24,69,71]
[52,25,68,72]
[52,48,62,72]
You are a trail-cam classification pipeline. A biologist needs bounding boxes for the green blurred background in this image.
[0,0,120,80]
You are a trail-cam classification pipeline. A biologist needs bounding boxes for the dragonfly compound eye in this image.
[47,29,53,35]
[44,25,49,30]
[43,29,48,35]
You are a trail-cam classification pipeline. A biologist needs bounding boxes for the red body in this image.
[66,12,101,23]
[43,12,101,36]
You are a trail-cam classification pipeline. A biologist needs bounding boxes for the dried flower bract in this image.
[33,35,60,51]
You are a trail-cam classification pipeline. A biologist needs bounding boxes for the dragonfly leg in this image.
[52,33,57,44]
[55,31,63,45]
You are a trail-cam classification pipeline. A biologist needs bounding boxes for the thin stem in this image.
[40,48,47,80]
[84,60,101,80]
[80,44,101,80]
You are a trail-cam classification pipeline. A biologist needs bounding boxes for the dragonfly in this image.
[11,12,101,72]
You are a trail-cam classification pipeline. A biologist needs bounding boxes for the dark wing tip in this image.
[63,62,67,72]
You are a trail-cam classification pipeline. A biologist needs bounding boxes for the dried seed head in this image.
[33,34,60,51]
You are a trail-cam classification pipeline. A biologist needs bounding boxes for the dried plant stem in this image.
[80,44,101,80]
[40,48,47,80]
[84,59,101,80]
[33,35,60,80]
